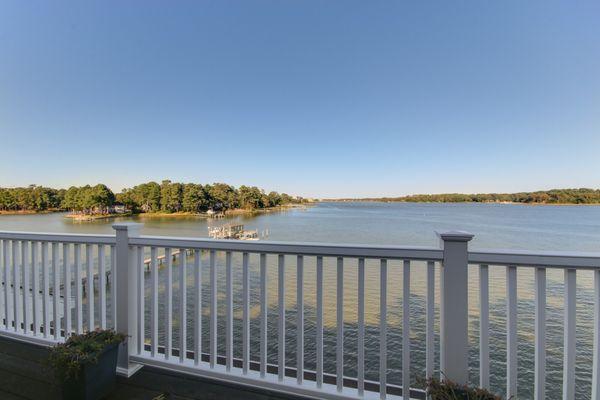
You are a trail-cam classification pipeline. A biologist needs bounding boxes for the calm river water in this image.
[1,202,600,399]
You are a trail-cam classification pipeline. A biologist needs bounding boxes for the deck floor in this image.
[0,336,304,400]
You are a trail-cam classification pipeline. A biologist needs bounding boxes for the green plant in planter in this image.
[425,377,504,400]
[47,329,127,400]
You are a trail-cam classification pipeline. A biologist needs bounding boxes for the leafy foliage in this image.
[351,188,600,204]
[425,378,504,400]
[61,184,116,213]
[47,330,126,383]
[182,183,207,212]
[117,181,306,213]
[0,181,307,214]
[0,185,64,211]
[160,180,184,212]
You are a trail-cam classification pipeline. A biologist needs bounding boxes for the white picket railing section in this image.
[0,231,115,346]
[468,249,600,400]
[127,230,445,400]
[0,224,599,400]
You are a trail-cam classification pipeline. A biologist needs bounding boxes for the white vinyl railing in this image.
[0,232,115,346]
[127,228,445,400]
[468,249,600,400]
[0,224,599,400]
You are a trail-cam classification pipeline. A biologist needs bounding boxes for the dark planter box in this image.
[61,343,119,400]
[430,388,500,400]
[431,392,468,400]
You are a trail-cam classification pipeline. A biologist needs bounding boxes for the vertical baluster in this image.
[22,241,30,334]
[179,249,187,363]
[242,252,250,374]
[336,257,344,392]
[42,242,49,337]
[137,246,144,354]
[3,240,9,330]
[63,243,71,337]
[111,245,116,329]
[151,247,158,357]
[52,243,60,339]
[380,259,387,399]
[296,255,304,384]
[316,256,323,388]
[74,244,83,334]
[480,264,490,389]
[210,250,217,368]
[506,265,517,399]
[86,244,94,332]
[165,248,173,360]
[194,250,202,366]
[32,242,39,335]
[403,260,411,395]
[592,269,600,400]
[563,269,576,400]
[260,253,267,377]
[278,254,285,381]
[357,258,365,395]
[98,245,106,330]
[426,261,435,381]
[13,241,20,332]
[226,251,233,370]
[534,267,546,400]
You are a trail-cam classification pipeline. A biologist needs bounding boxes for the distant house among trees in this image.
[111,204,129,214]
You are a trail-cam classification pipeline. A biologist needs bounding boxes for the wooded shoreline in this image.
[327,200,600,206]
[328,188,600,205]
[2,203,310,220]
[0,181,309,215]
[3,186,600,215]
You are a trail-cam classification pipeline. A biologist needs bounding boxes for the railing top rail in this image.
[130,235,444,260]
[469,248,600,269]
[0,231,116,245]
[1,229,598,268]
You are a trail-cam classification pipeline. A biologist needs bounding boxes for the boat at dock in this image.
[208,223,266,240]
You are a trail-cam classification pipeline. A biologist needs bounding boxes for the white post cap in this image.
[436,230,474,242]
[112,222,143,231]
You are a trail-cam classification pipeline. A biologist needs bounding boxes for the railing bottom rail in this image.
[131,353,416,400]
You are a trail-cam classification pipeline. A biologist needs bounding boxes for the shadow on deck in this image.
[0,336,306,400]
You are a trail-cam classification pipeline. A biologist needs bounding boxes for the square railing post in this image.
[113,223,143,377]
[437,230,474,385]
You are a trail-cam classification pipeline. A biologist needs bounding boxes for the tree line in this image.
[0,185,64,211]
[350,188,600,204]
[0,181,306,214]
[117,180,305,213]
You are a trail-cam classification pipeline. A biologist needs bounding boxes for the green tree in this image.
[89,184,115,212]
[207,183,238,210]
[0,189,16,210]
[280,193,293,204]
[238,186,264,210]
[266,191,282,207]
[136,182,161,212]
[160,180,183,212]
[62,187,81,211]
[182,183,207,212]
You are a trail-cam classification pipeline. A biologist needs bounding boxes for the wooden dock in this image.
[143,249,194,267]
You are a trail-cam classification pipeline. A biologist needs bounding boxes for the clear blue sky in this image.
[1,1,599,198]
